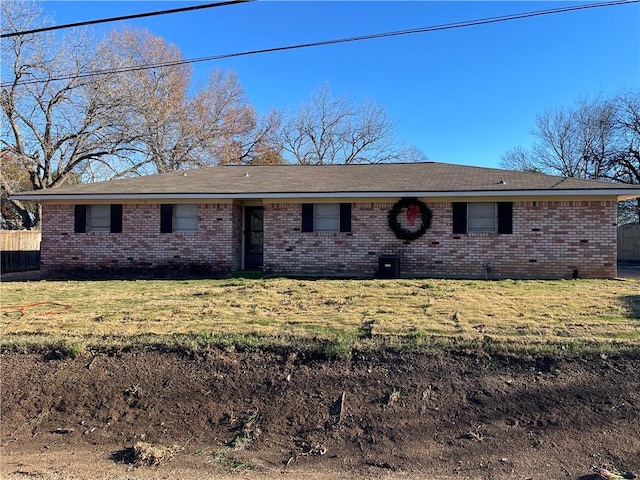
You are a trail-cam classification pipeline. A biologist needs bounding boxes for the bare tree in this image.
[1,5,281,228]
[94,27,194,175]
[190,70,281,166]
[610,90,640,223]
[501,97,617,180]
[499,146,542,173]
[500,90,640,223]
[279,84,421,164]
[1,1,134,228]
[88,29,281,173]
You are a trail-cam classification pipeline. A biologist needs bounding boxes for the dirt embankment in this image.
[1,348,639,480]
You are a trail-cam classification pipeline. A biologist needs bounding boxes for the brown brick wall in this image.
[41,203,241,274]
[41,199,618,279]
[263,200,618,279]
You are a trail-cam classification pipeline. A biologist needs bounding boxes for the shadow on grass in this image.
[229,269,264,279]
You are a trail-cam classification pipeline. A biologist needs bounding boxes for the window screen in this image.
[173,204,197,232]
[467,202,496,233]
[314,204,340,232]
[87,204,111,232]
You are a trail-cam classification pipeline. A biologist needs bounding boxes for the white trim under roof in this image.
[11,188,640,202]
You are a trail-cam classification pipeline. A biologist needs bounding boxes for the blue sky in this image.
[37,1,639,168]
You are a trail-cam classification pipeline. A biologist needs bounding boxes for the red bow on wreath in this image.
[406,204,420,226]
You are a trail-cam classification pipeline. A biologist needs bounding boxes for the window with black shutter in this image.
[452,202,513,234]
[301,203,351,233]
[75,204,123,233]
[160,204,198,233]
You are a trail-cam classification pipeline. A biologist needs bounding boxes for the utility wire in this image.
[0,0,254,38]
[3,0,638,88]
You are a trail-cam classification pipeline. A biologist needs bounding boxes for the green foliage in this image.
[323,334,354,359]
[48,339,86,359]
[225,411,261,450]
[357,319,375,339]
[211,449,254,470]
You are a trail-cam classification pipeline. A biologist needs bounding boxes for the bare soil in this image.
[1,348,639,480]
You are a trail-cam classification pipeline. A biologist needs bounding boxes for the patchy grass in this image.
[225,410,262,450]
[211,449,255,470]
[1,278,639,354]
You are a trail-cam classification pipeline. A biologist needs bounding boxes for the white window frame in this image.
[467,202,497,233]
[87,204,111,232]
[313,203,340,232]
[173,204,198,233]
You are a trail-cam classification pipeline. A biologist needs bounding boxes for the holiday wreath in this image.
[387,198,432,241]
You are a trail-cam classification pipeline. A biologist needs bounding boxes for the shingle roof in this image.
[12,162,640,200]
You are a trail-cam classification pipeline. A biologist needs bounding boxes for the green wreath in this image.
[387,198,432,241]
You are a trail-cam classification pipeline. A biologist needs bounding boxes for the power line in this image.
[3,0,638,88]
[0,0,254,38]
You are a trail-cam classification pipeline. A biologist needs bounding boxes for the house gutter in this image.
[10,189,640,202]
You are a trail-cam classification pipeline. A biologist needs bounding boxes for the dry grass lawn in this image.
[2,277,639,352]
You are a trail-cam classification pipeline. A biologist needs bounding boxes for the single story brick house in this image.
[12,162,640,279]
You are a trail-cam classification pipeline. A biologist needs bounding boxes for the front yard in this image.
[2,277,639,354]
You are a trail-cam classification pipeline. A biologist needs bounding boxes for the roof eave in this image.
[11,188,640,202]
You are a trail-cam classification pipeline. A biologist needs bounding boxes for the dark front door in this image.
[244,207,264,269]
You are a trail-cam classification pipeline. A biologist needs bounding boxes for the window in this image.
[301,203,351,233]
[452,202,512,234]
[314,204,340,232]
[87,204,111,232]
[468,202,496,233]
[174,204,198,232]
[160,204,198,233]
[74,204,122,233]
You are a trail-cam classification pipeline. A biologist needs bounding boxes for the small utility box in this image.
[378,255,401,279]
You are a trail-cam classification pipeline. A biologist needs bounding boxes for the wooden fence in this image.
[1,230,41,272]
[618,224,640,262]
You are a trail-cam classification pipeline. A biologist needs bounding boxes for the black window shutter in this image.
[301,203,314,232]
[340,203,352,233]
[110,204,123,233]
[497,202,513,234]
[74,205,87,233]
[160,204,173,233]
[452,202,467,234]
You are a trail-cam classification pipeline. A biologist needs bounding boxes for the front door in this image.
[244,207,264,269]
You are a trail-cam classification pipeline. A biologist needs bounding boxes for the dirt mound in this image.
[1,348,639,479]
